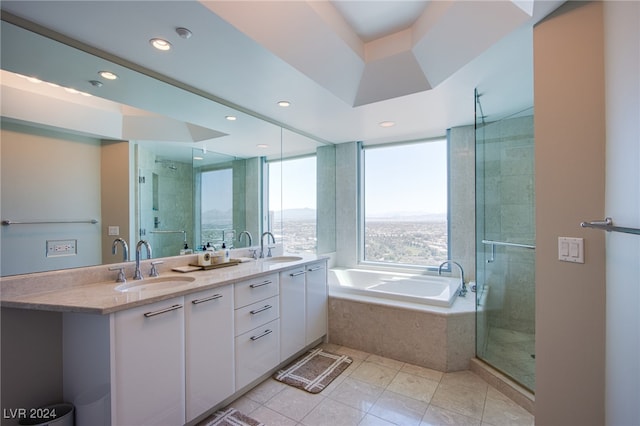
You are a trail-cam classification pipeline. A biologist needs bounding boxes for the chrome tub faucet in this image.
[438,260,467,297]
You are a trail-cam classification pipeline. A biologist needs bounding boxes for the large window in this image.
[200,167,233,247]
[361,139,448,268]
[268,156,317,254]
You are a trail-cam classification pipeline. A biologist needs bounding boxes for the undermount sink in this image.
[114,275,196,293]
[263,256,303,263]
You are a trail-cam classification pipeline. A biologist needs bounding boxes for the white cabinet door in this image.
[185,286,234,423]
[113,295,185,426]
[235,319,280,390]
[306,262,328,345]
[279,267,306,360]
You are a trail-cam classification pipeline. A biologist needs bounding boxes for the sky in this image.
[364,139,447,216]
[201,168,233,212]
[269,156,317,211]
[202,139,447,215]
[270,139,448,215]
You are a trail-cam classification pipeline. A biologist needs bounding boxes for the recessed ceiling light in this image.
[89,80,103,87]
[257,144,269,149]
[379,121,396,128]
[150,38,172,51]
[176,27,192,39]
[225,115,237,121]
[99,71,118,80]
[277,101,291,107]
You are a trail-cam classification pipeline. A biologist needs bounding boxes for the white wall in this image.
[0,122,102,275]
[603,2,640,425]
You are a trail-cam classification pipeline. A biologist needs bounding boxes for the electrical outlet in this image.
[46,239,77,257]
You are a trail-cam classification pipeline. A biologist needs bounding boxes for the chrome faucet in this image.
[239,231,257,259]
[238,230,253,247]
[134,240,152,280]
[438,260,467,297]
[260,231,275,258]
[111,238,129,262]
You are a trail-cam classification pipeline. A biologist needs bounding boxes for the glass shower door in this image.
[475,90,536,392]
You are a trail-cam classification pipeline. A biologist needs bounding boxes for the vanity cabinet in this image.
[185,285,234,423]
[279,266,306,360]
[112,295,185,426]
[279,260,328,361]
[305,262,328,345]
[234,273,280,390]
[47,259,326,426]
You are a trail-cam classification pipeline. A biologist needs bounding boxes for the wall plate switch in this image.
[108,226,120,236]
[46,239,77,257]
[558,237,584,263]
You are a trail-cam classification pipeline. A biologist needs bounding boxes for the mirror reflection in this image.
[1,21,324,277]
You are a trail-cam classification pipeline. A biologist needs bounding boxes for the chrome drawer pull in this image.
[249,280,272,288]
[143,304,183,318]
[191,294,223,305]
[289,271,305,277]
[307,266,322,272]
[250,329,273,341]
[250,305,272,315]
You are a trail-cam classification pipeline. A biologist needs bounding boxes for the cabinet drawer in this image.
[235,319,280,390]
[234,273,278,308]
[234,295,279,336]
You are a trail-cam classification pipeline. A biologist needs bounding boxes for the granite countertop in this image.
[0,253,327,315]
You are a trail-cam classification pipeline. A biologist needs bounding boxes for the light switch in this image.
[569,242,579,257]
[560,241,569,256]
[558,237,584,263]
[108,226,120,236]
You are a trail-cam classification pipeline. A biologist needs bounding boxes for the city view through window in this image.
[363,140,448,267]
[201,140,448,268]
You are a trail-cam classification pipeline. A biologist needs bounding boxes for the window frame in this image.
[358,137,451,272]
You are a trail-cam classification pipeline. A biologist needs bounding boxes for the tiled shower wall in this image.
[477,115,535,333]
[136,145,194,259]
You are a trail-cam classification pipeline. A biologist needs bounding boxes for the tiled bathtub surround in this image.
[328,297,475,372]
[223,344,533,426]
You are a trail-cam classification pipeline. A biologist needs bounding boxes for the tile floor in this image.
[225,343,534,426]
[482,327,535,391]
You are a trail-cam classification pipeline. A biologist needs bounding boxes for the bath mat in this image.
[202,408,264,426]
[273,347,353,394]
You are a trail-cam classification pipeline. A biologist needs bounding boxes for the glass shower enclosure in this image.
[475,89,536,392]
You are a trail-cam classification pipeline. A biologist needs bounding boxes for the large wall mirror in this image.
[0,19,324,276]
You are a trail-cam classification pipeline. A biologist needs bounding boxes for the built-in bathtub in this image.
[328,268,461,307]
[327,267,476,372]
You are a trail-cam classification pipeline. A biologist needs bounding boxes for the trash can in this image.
[18,403,74,426]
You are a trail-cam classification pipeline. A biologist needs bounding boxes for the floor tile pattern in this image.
[227,344,534,426]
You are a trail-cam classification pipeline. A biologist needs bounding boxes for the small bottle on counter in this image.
[220,242,230,263]
[180,243,193,255]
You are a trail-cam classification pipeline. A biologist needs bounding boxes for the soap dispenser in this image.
[221,242,230,263]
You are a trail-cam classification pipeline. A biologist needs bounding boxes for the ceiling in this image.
[0,0,564,157]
